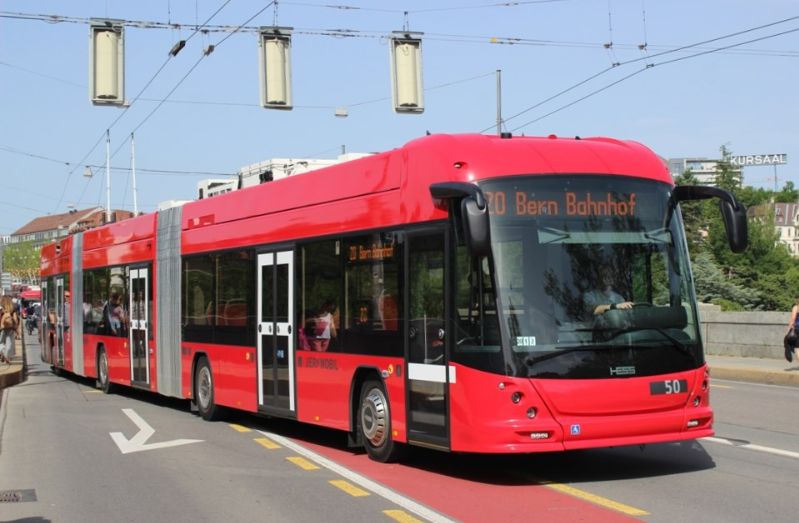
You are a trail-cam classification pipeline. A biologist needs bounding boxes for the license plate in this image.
[650,379,688,395]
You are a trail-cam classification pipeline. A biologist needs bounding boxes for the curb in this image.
[710,366,799,388]
[0,364,24,389]
[0,337,25,390]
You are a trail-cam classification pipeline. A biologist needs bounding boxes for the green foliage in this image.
[775,181,799,203]
[680,145,799,311]
[3,241,40,282]
[691,251,759,308]
[712,299,745,312]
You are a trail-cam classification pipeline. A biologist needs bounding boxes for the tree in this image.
[714,145,743,191]
[673,169,709,255]
[2,242,41,283]
[775,181,799,203]
[691,251,759,309]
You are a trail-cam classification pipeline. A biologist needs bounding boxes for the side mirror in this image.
[430,182,491,257]
[461,197,491,256]
[718,198,748,253]
[671,185,748,253]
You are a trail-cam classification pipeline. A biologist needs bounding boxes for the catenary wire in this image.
[509,25,799,132]
[484,14,799,132]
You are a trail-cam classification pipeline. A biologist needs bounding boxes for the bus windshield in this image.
[467,175,701,379]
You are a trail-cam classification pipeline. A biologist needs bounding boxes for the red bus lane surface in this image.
[296,439,643,522]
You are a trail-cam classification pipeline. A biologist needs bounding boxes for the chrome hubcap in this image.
[198,367,212,409]
[99,353,108,383]
[361,388,388,447]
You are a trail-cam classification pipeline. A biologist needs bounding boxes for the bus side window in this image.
[343,233,403,357]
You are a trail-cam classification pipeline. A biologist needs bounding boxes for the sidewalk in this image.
[0,335,25,390]
[707,354,799,387]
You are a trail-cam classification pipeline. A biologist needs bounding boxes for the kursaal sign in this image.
[729,154,787,166]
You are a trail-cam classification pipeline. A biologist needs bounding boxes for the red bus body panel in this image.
[449,363,712,453]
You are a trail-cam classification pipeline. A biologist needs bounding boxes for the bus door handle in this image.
[258,324,262,333]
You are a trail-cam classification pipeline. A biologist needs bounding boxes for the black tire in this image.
[359,379,403,463]
[97,347,114,394]
[195,357,222,421]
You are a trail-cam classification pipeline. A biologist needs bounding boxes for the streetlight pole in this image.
[131,132,139,215]
[106,129,112,222]
[496,69,502,136]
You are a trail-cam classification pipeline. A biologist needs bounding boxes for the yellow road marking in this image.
[712,384,733,389]
[544,483,649,516]
[383,509,424,523]
[287,456,320,470]
[254,437,281,450]
[84,390,102,394]
[329,479,370,497]
[229,423,252,432]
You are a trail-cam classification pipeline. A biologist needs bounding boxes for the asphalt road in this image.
[1,335,797,522]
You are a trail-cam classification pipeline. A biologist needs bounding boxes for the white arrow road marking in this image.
[110,408,203,454]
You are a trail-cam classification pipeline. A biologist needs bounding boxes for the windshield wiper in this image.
[594,326,696,363]
[537,227,571,244]
[525,344,619,366]
[525,328,696,368]
[643,228,672,244]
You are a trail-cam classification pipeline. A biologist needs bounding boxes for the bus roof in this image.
[42,133,671,264]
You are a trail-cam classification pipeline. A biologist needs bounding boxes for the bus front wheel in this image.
[359,380,403,463]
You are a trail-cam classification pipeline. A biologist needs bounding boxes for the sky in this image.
[2,1,798,236]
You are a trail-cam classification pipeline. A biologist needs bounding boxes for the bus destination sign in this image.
[485,191,638,218]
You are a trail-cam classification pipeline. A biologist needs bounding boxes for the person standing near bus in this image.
[785,295,799,362]
[0,296,18,362]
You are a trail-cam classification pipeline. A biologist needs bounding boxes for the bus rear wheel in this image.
[359,380,403,463]
[97,347,114,394]
[195,357,221,421]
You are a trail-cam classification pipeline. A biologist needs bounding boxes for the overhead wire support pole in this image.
[131,132,138,215]
[105,129,112,222]
[496,69,502,136]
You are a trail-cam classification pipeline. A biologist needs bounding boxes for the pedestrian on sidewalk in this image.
[785,295,799,363]
[0,296,18,363]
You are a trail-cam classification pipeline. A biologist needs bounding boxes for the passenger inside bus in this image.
[300,301,338,352]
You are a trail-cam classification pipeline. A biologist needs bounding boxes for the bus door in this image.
[129,268,150,385]
[406,232,449,449]
[41,280,51,364]
[55,276,65,367]
[257,250,295,414]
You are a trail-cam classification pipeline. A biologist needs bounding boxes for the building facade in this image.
[748,202,799,256]
[10,207,134,248]
[667,157,742,186]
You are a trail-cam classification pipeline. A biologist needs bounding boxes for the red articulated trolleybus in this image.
[40,133,747,462]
